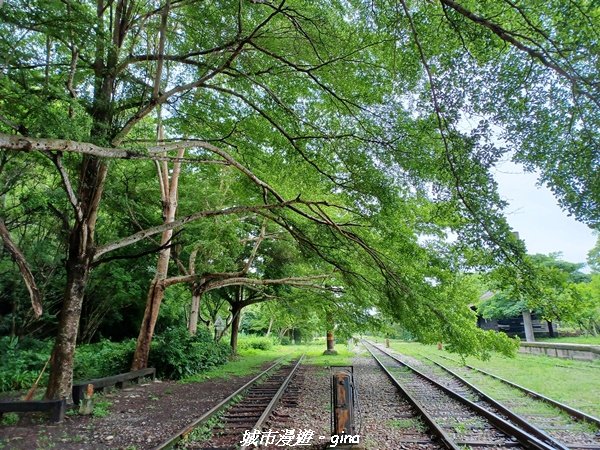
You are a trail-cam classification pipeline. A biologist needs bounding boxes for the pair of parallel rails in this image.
[363,340,600,450]
[152,341,599,450]
[154,356,304,450]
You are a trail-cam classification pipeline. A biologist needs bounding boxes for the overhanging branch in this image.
[0,218,42,317]
[93,200,302,260]
[0,133,227,165]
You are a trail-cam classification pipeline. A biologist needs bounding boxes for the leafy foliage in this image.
[481,253,592,325]
[0,337,139,392]
[73,339,136,380]
[588,235,600,274]
[572,274,600,335]
[1,0,598,382]
[237,335,278,352]
[0,336,51,392]
[149,327,230,379]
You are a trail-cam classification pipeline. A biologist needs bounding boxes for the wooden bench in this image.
[0,399,66,422]
[72,368,156,405]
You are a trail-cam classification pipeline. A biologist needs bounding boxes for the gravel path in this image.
[264,345,444,450]
[265,365,332,449]
[353,346,443,450]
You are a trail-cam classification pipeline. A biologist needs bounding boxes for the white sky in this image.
[492,160,597,266]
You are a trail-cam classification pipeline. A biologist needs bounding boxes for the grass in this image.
[92,399,112,418]
[182,340,355,383]
[182,347,288,382]
[538,336,600,345]
[184,412,224,443]
[0,412,19,426]
[388,417,426,432]
[295,342,354,366]
[385,339,600,418]
[432,358,598,433]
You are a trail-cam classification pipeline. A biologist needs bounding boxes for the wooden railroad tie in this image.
[72,367,156,405]
[0,399,66,423]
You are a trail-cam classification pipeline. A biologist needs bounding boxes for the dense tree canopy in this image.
[479,253,590,321]
[0,0,598,399]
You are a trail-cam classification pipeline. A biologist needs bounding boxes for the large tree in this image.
[0,0,402,399]
[1,0,597,399]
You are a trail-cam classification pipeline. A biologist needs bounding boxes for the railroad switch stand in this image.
[330,366,361,448]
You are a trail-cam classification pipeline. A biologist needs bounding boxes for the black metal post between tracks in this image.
[363,340,558,450]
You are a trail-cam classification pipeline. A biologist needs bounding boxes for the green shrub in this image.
[1,412,19,425]
[238,335,277,351]
[74,339,136,380]
[0,337,138,393]
[0,336,52,393]
[149,327,230,379]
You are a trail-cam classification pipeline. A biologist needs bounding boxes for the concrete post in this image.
[522,310,535,342]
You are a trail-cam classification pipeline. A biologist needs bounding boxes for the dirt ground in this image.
[0,370,268,450]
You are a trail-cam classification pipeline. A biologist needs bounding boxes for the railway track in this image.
[430,353,600,428]
[153,356,304,450]
[422,355,600,449]
[363,340,591,450]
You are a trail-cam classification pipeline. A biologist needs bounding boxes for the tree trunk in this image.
[46,258,90,399]
[131,225,173,369]
[547,320,555,338]
[522,310,535,342]
[131,144,185,370]
[230,304,242,354]
[266,316,274,337]
[327,330,335,351]
[188,291,201,335]
[324,330,337,355]
[188,282,205,335]
[46,156,107,399]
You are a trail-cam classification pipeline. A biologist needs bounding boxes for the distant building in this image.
[476,314,555,338]
[474,291,557,338]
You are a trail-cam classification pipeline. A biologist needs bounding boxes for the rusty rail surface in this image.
[152,356,288,450]
[363,340,560,450]
[153,355,304,450]
[430,354,600,428]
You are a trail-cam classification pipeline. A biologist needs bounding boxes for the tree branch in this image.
[399,0,524,269]
[242,220,267,274]
[148,139,351,227]
[152,0,169,99]
[93,200,303,260]
[92,230,183,267]
[163,272,336,291]
[47,152,82,222]
[439,0,599,107]
[0,218,42,317]
[0,133,228,165]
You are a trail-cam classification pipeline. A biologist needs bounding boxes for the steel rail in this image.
[239,355,305,450]
[363,341,462,450]
[364,340,557,450]
[152,356,287,450]
[430,355,600,428]
[425,357,571,450]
